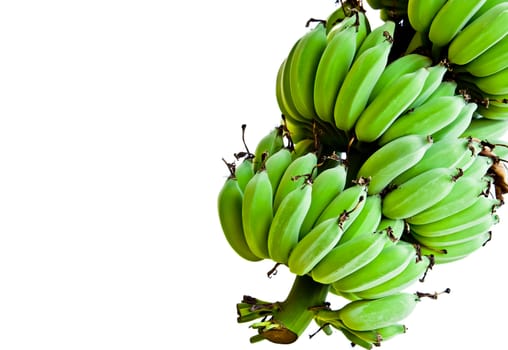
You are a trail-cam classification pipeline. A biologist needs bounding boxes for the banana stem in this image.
[252,275,329,344]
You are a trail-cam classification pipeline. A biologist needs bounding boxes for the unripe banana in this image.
[432,102,478,141]
[337,292,420,331]
[425,80,458,102]
[378,95,466,145]
[273,152,317,212]
[382,167,462,220]
[253,126,285,172]
[353,255,432,300]
[264,147,293,194]
[462,154,495,179]
[447,3,508,65]
[407,175,492,225]
[314,182,368,230]
[410,195,501,237]
[419,230,493,264]
[354,20,395,59]
[300,160,347,236]
[392,137,477,185]
[242,169,274,259]
[357,134,433,195]
[217,176,262,262]
[314,26,357,124]
[235,157,255,192]
[334,33,392,132]
[408,64,449,109]
[461,117,508,140]
[355,68,430,143]
[369,53,433,103]
[376,217,406,244]
[327,8,370,49]
[288,217,344,276]
[470,67,508,96]
[311,230,390,284]
[332,241,417,293]
[470,0,507,22]
[338,194,383,244]
[478,100,508,120]
[428,0,486,48]
[268,183,313,264]
[276,56,309,126]
[407,0,447,33]
[464,35,508,77]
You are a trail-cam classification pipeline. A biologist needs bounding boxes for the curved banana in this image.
[314,26,358,124]
[288,217,344,276]
[354,20,395,59]
[242,169,274,259]
[300,160,347,236]
[353,255,432,300]
[470,0,507,22]
[462,154,495,179]
[407,0,447,33]
[426,80,458,102]
[410,195,501,237]
[338,194,383,244]
[310,230,391,284]
[273,152,317,212]
[382,167,462,220]
[376,217,406,244]
[288,22,328,120]
[334,30,393,132]
[235,157,255,192]
[392,137,478,185]
[369,53,432,103]
[408,64,449,109]
[470,67,508,96]
[336,292,420,331]
[264,147,293,194]
[432,101,478,141]
[314,182,368,230]
[464,35,508,77]
[461,117,508,140]
[332,241,417,293]
[407,175,492,225]
[419,230,493,264]
[267,183,313,264]
[252,125,285,172]
[447,3,508,65]
[378,95,466,145]
[356,134,433,195]
[354,68,430,143]
[478,100,508,120]
[428,0,486,48]
[217,176,262,261]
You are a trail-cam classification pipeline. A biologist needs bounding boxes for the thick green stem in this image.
[254,275,329,344]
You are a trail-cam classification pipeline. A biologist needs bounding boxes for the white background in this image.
[1,0,506,349]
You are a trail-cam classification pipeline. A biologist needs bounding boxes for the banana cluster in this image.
[218,1,508,347]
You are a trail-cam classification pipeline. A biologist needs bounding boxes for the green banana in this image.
[425,80,458,102]
[267,183,313,264]
[410,195,501,237]
[338,194,383,244]
[432,101,478,141]
[327,8,370,49]
[382,167,462,220]
[428,0,487,48]
[334,32,393,132]
[234,156,255,192]
[288,22,328,120]
[407,175,492,225]
[314,26,358,124]
[242,169,274,259]
[461,117,508,140]
[392,137,478,185]
[252,125,285,172]
[470,67,508,96]
[378,95,466,145]
[332,241,417,293]
[404,30,430,55]
[369,53,432,103]
[408,64,449,109]
[478,100,508,120]
[462,154,495,179]
[300,160,347,236]
[447,2,508,65]
[407,0,447,33]
[354,20,395,59]
[411,214,498,248]
[273,152,317,212]
[314,182,368,230]
[310,229,392,284]
[356,134,433,195]
[470,0,507,22]
[464,35,508,77]
[264,147,293,194]
[353,255,432,300]
[376,217,406,244]
[354,68,430,143]
[217,176,262,262]
[336,292,420,331]
[288,217,344,276]
[419,230,493,264]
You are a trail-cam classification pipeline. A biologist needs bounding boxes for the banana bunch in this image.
[218,1,508,347]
